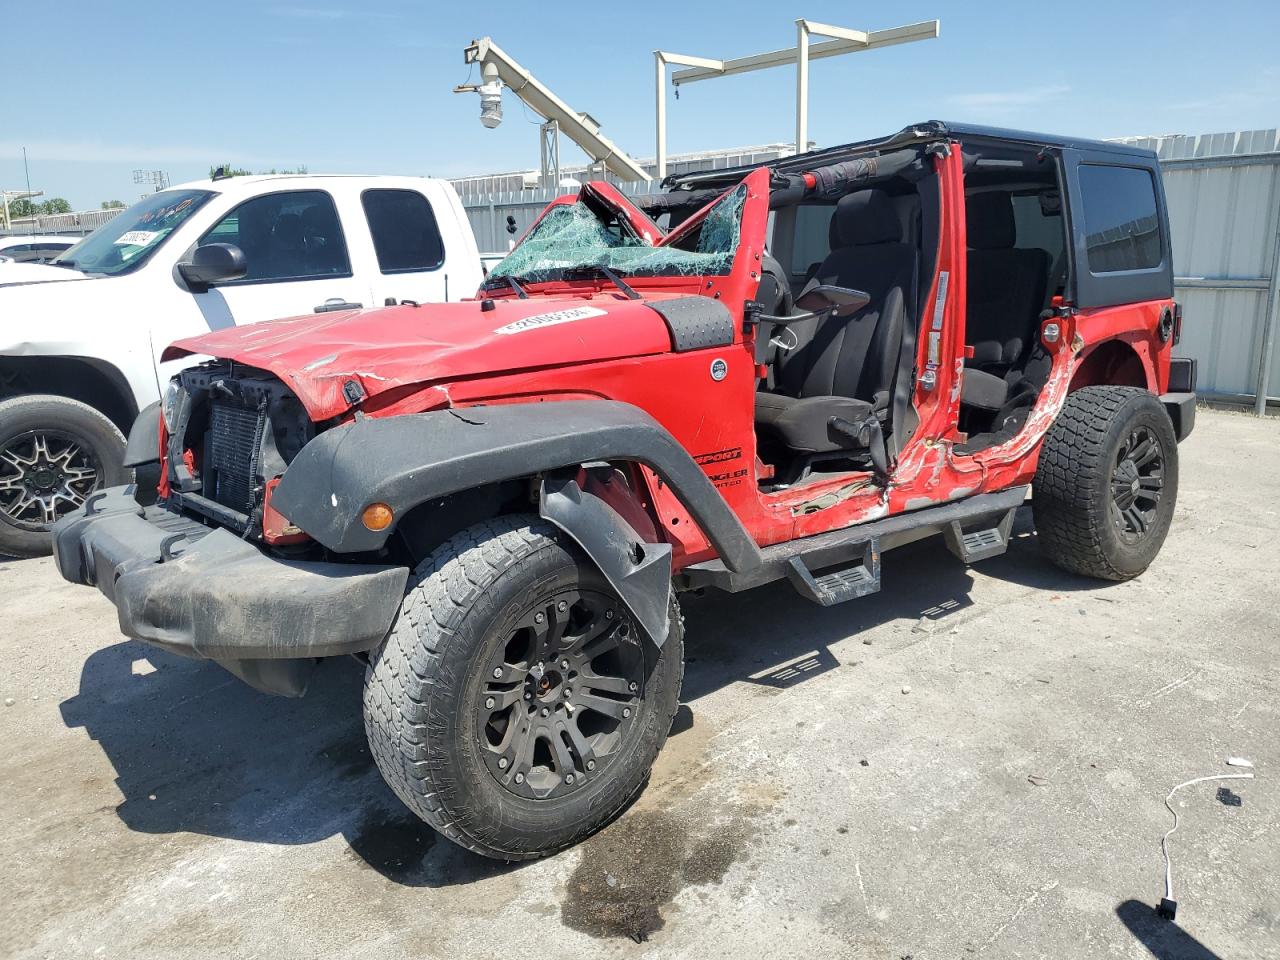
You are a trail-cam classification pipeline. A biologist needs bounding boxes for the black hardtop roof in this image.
[664,120,1157,189]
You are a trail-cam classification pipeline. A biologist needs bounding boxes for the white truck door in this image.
[359,186,454,305]
[189,188,369,330]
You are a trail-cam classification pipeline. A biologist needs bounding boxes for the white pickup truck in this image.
[0,174,484,557]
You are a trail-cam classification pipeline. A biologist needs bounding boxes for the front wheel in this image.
[363,515,684,860]
[0,394,128,559]
[1033,386,1179,580]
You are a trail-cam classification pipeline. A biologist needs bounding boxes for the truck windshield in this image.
[488,183,746,285]
[53,189,215,277]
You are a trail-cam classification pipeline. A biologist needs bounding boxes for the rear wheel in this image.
[1033,386,1178,580]
[0,394,127,559]
[363,514,683,860]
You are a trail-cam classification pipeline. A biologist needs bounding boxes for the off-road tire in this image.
[363,514,684,861]
[1033,386,1178,580]
[0,394,127,559]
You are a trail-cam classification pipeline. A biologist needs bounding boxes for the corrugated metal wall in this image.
[1127,130,1280,408]
[457,129,1280,409]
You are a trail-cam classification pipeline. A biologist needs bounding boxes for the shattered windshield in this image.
[488,183,746,284]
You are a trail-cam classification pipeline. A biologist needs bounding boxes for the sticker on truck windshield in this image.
[114,230,159,246]
[494,305,607,335]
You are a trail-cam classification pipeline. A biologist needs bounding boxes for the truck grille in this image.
[205,400,265,515]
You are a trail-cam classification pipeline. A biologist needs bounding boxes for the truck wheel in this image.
[363,514,683,860]
[0,394,127,559]
[1033,386,1178,581]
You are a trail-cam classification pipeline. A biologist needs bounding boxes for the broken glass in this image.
[490,183,746,283]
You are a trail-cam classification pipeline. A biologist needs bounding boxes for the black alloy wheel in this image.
[1109,425,1165,541]
[476,586,647,800]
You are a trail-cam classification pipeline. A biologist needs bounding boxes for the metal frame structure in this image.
[654,18,939,179]
[1,190,42,230]
[456,37,652,183]
[539,120,561,188]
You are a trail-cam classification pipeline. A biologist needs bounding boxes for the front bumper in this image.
[52,486,409,695]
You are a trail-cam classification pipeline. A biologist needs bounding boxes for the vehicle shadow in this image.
[59,644,516,888]
[1115,899,1226,960]
[59,504,1112,884]
[679,504,1113,700]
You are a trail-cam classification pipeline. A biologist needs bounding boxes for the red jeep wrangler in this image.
[53,122,1196,860]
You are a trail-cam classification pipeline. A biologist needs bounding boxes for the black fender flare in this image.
[271,400,764,571]
[123,401,161,467]
[539,468,673,647]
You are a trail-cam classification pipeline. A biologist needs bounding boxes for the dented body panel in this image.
[54,123,1190,687]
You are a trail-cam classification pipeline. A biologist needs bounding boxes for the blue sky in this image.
[2,0,1277,210]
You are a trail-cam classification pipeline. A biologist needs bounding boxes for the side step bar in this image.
[942,508,1017,564]
[678,486,1028,604]
[785,537,881,606]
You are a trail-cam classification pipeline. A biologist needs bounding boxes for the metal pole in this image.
[1253,208,1280,416]
[22,148,35,236]
[655,53,667,181]
[795,20,809,154]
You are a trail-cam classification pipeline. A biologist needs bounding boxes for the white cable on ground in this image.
[1161,771,1255,908]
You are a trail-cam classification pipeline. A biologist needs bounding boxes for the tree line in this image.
[5,198,125,218]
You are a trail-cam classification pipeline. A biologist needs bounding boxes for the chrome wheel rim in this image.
[0,429,101,530]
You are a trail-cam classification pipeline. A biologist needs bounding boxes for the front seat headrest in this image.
[966,192,1017,250]
[830,189,902,248]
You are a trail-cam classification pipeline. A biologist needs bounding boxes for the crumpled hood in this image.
[164,295,679,419]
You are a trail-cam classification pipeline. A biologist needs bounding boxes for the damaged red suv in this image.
[53,122,1196,860]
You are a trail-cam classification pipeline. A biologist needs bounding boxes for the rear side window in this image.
[362,189,445,273]
[201,190,351,283]
[1078,165,1162,273]
[787,203,837,283]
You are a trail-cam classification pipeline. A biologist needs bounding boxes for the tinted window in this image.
[361,189,444,273]
[201,190,350,282]
[787,203,837,282]
[1078,164,1162,273]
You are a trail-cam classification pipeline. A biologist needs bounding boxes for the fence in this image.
[1,207,122,237]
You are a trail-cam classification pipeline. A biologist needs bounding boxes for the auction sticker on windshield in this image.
[494,306,607,335]
[115,230,160,246]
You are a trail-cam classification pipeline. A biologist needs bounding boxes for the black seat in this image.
[755,189,917,455]
[964,192,1050,373]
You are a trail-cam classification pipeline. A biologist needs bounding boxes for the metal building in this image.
[455,128,1280,412]
[1124,129,1280,413]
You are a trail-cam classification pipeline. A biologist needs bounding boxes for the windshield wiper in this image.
[563,264,640,300]
[50,259,79,270]
[484,274,528,299]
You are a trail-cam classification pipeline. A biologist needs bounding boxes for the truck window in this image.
[1078,165,1162,273]
[52,189,213,277]
[361,189,445,273]
[200,190,351,283]
[787,203,837,285]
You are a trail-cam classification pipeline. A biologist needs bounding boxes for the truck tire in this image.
[1033,386,1178,581]
[0,394,128,559]
[363,514,683,860]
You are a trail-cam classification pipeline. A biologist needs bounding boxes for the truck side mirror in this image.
[178,243,247,292]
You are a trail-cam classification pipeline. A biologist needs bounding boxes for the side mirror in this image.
[178,243,247,291]
[795,284,871,317]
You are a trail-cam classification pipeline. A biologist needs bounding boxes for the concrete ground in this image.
[1,407,1276,960]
